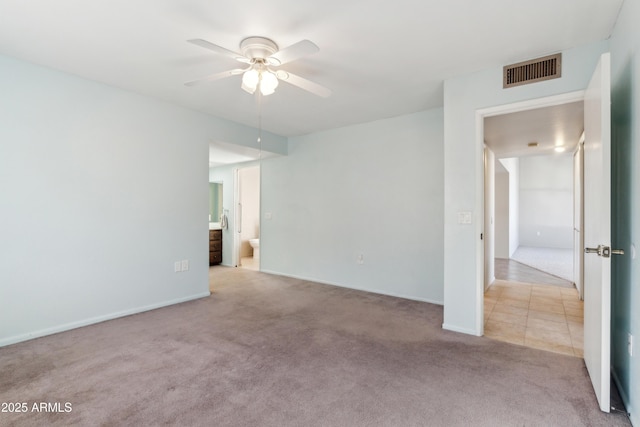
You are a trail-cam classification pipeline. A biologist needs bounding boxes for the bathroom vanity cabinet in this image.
[209,229,222,265]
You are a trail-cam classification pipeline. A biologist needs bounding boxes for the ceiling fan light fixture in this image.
[260,71,279,96]
[241,69,259,94]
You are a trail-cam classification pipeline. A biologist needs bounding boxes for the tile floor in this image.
[495,257,573,288]
[484,279,584,357]
[240,256,259,271]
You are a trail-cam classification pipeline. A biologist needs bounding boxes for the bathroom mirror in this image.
[209,182,223,226]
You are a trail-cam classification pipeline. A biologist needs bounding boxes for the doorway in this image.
[235,165,260,271]
[490,152,578,286]
[475,54,615,412]
[479,92,586,356]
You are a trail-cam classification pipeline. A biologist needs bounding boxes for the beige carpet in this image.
[0,267,630,426]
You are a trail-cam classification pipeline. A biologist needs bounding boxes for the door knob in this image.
[584,245,625,257]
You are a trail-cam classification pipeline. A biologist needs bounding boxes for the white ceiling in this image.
[484,101,584,159]
[0,0,622,140]
[208,140,279,167]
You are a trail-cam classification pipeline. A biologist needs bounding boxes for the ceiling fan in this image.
[185,36,331,98]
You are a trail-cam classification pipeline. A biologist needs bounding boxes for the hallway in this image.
[486,258,582,356]
[484,279,583,357]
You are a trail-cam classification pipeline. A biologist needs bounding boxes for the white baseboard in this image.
[259,269,443,306]
[0,291,211,348]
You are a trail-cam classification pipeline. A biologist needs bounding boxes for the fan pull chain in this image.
[256,89,263,161]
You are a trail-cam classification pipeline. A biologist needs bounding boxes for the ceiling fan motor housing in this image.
[240,37,278,60]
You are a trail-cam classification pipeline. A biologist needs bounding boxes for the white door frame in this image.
[475,90,586,335]
[573,134,586,300]
[233,167,241,268]
[233,164,261,269]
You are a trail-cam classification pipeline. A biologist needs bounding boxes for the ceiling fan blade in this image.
[267,40,319,66]
[187,39,250,64]
[184,68,246,87]
[277,71,331,98]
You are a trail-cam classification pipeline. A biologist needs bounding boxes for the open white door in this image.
[583,52,619,413]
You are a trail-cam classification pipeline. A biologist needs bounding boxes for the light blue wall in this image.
[260,109,445,304]
[443,41,609,334]
[610,0,640,422]
[0,53,285,346]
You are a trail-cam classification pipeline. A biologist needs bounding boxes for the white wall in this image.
[491,158,518,261]
[443,41,609,335]
[0,54,286,346]
[494,164,510,259]
[518,154,574,248]
[502,158,520,257]
[260,109,445,304]
[484,147,496,288]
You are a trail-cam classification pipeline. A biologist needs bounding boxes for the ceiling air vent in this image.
[503,53,562,88]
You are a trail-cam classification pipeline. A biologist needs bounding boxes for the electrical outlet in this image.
[181,259,189,271]
[629,333,634,357]
[174,261,181,273]
[357,254,364,265]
